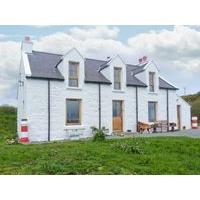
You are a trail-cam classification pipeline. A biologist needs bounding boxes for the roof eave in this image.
[26,76,65,81]
[126,84,147,87]
[159,86,179,90]
[85,80,112,85]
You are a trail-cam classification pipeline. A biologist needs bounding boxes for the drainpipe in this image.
[98,83,101,129]
[166,89,169,131]
[48,79,51,141]
[136,86,139,132]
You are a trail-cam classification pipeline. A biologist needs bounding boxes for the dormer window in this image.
[68,61,79,87]
[114,67,122,90]
[149,72,155,92]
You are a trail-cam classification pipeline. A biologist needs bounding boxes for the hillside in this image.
[0,106,17,141]
[182,92,200,121]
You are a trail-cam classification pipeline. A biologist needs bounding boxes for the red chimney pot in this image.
[24,36,31,42]
[138,58,143,64]
[143,56,147,62]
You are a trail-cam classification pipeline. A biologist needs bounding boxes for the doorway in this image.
[113,100,123,132]
[177,105,181,130]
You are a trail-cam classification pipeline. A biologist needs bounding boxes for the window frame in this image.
[114,67,122,90]
[66,98,82,125]
[149,72,155,92]
[148,101,157,122]
[68,61,79,88]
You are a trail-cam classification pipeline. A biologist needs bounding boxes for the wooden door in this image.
[177,105,181,130]
[113,100,123,132]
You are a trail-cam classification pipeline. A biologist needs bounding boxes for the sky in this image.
[0,25,200,106]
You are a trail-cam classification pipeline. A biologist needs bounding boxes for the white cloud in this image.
[127,26,200,72]
[1,25,200,105]
[69,26,120,40]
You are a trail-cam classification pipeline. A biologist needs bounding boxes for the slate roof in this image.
[126,65,147,87]
[127,63,147,75]
[159,77,178,90]
[26,51,178,89]
[27,51,64,80]
[84,58,111,84]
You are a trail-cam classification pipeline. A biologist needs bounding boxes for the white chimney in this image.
[21,36,33,53]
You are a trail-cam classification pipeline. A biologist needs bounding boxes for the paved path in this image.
[135,128,200,138]
[107,128,200,139]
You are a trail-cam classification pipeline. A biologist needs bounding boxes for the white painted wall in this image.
[17,57,28,137]
[176,95,191,129]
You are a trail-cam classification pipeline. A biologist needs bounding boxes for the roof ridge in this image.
[32,50,63,56]
[126,63,139,67]
[85,57,107,62]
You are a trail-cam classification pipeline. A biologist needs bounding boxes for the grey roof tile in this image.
[126,65,147,87]
[27,51,64,80]
[159,77,178,90]
[84,58,111,84]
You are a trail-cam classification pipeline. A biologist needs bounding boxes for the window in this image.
[66,99,81,124]
[114,67,122,90]
[149,72,155,92]
[148,102,157,122]
[68,61,79,87]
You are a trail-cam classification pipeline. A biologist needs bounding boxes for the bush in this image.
[93,129,106,142]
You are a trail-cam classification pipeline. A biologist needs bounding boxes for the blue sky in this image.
[0,25,174,42]
[0,25,199,105]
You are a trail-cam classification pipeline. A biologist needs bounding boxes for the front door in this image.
[177,105,181,130]
[113,100,123,132]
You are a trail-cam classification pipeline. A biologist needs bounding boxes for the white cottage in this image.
[17,37,191,142]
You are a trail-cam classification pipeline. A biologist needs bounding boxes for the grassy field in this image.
[1,105,200,175]
[1,137,200,174]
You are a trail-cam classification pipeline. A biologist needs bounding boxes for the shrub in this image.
[92,128,106,141]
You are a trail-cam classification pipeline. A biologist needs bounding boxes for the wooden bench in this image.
[153,121,176,133]
[138,121,177,133]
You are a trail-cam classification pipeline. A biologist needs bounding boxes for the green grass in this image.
[0,106,17,141]
[1,137,200,175]
[0,105,200,175]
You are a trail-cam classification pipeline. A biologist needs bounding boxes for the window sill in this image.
[64,125,86,130]
[112,90,125,93]
[66,87,82,91]
[148,92,158,95]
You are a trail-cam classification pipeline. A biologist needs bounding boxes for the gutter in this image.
[48,80,51,141]
[98,84,101,129]
[136,86,139,132]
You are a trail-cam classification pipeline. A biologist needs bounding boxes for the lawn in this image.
[1,137,200,175]
[1,105,200,175]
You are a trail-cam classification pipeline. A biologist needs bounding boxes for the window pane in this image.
[113,101,121,117]
[149,72,155,92]
[148,102,156,122]
[114,68,121,90]
[69,79,78,87]
[66,99,80,123]
[68,62,79,87]
[114,82,120,90]
[69,62,78,76]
